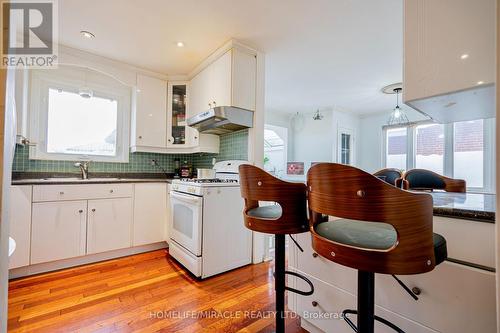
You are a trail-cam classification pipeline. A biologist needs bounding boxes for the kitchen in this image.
[0,1,499,333]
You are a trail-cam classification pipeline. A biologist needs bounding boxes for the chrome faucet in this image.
[74,161,91,179]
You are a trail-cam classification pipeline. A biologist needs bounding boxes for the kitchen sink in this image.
[40,177,122,182]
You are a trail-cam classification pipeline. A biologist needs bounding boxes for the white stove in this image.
[171,160,248,196]
[169,160,252,279]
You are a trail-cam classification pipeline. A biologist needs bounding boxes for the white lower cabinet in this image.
[11,183,169,275]
[87,198,133,254]
[133,183,168,246]
[9,186,32,269]
[31,201,87,264]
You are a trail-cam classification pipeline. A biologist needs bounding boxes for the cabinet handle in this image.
[168,138,172,142]
[213,101,216,106]
[312,301,318,307]
[92,208,96,212]
[411,287,421,295]
[59,191,64,195]
[208,102,212,108]
[78,209,83,213]
[138,135,143,139]
[194,136,198,140]
[109,189,114,193]
[312,252,318,258]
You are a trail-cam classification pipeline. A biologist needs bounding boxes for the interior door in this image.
[31,201,87,264]
[87,198,132,254]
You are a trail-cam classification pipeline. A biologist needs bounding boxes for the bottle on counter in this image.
[174,158,181,178]
[180,160,192,178]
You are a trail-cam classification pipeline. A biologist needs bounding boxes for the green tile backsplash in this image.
[12,130,249,174]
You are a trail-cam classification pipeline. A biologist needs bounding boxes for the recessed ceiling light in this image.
[176,41,185,47]
[460,54,469,60]
[80,30,95,39]
[477,81,484,85]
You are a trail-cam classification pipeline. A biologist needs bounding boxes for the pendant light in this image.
[383,84,409,126]
[79,67,94,99]
[313,109,323,121]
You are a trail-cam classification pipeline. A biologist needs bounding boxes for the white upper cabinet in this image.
[132,74,167,149]
[209,50,232,108]
[167,81,193,148]
[403,0,496,123]
[189,48,257,116]
[189,66,212,118]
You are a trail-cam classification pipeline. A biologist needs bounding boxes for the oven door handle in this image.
[170,191,202,204]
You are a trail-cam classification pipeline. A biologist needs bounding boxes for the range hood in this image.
[187,106,254,135]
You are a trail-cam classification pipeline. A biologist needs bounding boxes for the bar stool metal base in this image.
[274,235,314,333]
[342,271,405,333]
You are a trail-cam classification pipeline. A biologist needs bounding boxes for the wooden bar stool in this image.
[307,163,447,333]
[373,168,402,186]
[403,169,466,193]
[239,165,314,333]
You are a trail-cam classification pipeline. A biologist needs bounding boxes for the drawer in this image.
[434,216,495,268]
[375,262,496,333]
[290,234,497,332]
[289,270,440,333]
[33,184,133,202]
[169,240,202,277]
[291,233,357,294]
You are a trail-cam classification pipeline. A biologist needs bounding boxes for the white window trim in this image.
[382,119,495,193]
[29,69,131,163]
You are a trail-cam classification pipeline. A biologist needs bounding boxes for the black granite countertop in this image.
[429,191,495,223]
[11,172,174,185]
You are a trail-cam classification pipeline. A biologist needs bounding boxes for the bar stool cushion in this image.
[315,219,447,264]
[247,205,283,219]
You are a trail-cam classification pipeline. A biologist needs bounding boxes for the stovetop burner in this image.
[180,178,238,184]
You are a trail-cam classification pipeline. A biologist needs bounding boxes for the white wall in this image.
[265,111,293,159]
[265,108,360,180]
[358,108,427,172]
[292,110,334,170]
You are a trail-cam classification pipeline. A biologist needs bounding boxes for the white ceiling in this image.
[59,0,404,115]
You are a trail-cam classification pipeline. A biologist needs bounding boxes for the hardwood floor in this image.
[8,250,308,332]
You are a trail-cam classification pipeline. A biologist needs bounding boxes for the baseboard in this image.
[9,242,168,279]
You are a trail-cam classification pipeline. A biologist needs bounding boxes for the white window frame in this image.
[29,69,131,163]
[383,119,495,193]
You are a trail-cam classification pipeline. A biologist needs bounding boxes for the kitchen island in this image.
[288,192,497,333]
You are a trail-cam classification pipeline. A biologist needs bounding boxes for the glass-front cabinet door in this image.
[167,82,189,147]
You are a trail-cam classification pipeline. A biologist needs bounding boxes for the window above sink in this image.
[28,65,131,163]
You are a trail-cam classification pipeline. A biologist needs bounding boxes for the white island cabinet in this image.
[288,222,497,333]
